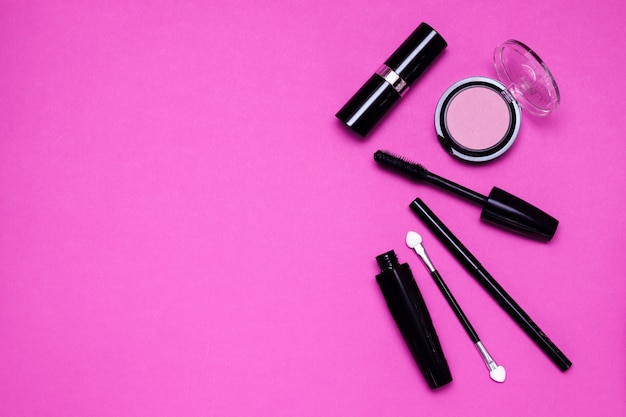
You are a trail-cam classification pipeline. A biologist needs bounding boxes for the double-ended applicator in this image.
[406,231,506,383]
[373,150,558,241]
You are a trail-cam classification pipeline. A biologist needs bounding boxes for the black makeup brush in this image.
[373,150,558,241]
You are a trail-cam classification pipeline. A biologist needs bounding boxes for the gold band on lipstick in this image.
[376,64,409,96]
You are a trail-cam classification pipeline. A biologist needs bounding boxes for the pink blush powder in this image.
[445,86,510,150]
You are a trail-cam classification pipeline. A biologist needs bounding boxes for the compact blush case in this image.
[435,40,560,163]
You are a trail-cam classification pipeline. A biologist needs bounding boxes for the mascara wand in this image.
[373,150,559,241]
[406,231,506,383]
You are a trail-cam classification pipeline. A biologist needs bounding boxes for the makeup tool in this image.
[375,250,452,389]
[410,198,572,371]
[435,40,559,162]
[406,231,506,383]
[336,22,447,137]
[374,150,559,241]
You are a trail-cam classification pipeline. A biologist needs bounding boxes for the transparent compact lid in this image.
[494,40,560,117]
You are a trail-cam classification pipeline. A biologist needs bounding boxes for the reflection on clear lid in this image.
[494,40,560,117]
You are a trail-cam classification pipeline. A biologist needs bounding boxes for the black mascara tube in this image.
[375,250,452,389]
[410,198,572,371]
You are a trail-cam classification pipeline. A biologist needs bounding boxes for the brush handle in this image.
[430,270,480,343]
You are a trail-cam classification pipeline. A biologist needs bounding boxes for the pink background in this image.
[1,1,624,416]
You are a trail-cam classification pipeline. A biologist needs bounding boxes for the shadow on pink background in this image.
[1,1,624,416]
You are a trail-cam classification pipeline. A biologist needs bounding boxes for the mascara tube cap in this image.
[375,250,452,389]
[481,187,559,241]
[336,23,447,137]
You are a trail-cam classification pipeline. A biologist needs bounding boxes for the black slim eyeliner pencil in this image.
[410,198,572,371]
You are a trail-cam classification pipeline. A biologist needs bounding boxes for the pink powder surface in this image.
[446,86,511,150]
[1,1,625,417]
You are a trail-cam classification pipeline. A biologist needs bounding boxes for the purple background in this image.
[1,1,624,416]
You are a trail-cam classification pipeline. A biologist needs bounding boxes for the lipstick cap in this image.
[336,23,447,137]
[375,250,452,389]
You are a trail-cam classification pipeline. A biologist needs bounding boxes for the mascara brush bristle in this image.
[374,150,429,181]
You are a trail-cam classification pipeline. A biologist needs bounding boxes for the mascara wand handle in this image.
[425,172,488,206]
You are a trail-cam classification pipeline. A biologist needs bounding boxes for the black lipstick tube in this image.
[336,23,447,137]
[410,198,572,371]
[375,250,452,389]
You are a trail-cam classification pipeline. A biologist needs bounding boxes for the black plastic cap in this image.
[336,23,447,137]
[375,250,453,389]
[481,187,559,241]
[384,22,448,85]
[336,75,400,137]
